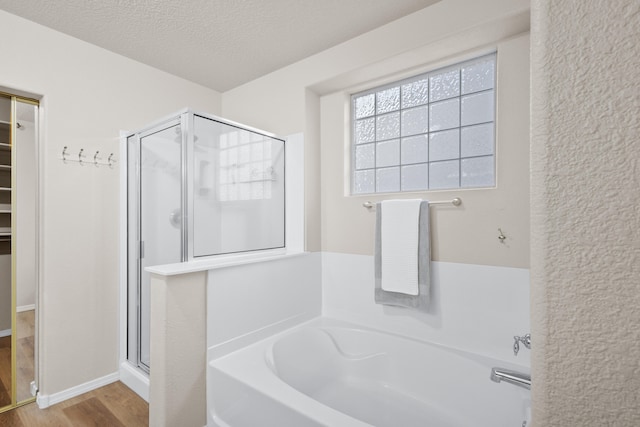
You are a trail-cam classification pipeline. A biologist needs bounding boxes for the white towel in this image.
[380,199,421,295]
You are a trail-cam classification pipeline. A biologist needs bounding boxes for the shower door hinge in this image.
[140,240,144,259]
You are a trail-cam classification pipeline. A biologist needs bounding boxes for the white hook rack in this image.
[61,146,117,167]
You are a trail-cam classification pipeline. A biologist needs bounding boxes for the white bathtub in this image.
[208,318,531,427]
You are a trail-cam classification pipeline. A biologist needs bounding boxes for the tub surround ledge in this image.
[145,250,308,276]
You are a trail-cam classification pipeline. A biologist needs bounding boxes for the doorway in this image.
[0,92,39,413]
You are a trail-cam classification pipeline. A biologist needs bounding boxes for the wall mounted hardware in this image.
[363,197,462,210]
[513,333,531,356]
[490,367,531,390]
[61,146,116,167]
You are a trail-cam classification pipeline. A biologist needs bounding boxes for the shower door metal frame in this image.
[127,114,188,373]
[184,112,194,261]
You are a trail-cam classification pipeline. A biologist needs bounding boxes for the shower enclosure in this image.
[126,110,285,372]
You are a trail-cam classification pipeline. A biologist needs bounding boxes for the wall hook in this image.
[498,228,506,243]
[59,147,115,168]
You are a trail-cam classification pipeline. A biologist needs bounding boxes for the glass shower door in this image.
[133,120,184,371]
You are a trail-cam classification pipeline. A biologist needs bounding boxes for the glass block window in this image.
[352,53,496,194]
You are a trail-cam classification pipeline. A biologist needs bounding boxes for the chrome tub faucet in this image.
[490,368,531,390]
[513,333,531,356]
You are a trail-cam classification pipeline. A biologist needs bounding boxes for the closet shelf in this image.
[0,143,11,150]
[0,187,11,191]
[0,227,10,236]
[0,165,10,170]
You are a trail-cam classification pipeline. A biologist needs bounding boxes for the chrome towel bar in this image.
[363,198,462,210]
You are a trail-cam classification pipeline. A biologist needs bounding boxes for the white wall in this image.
[222,0,530,268]
[0,9,221,397]
[322,253,530,365]
[214,0,532,380]
[320,33,530,267]
[0,0,534,407]
[530,1,640,425]
[207,253,322,357]
[215,11,532,403]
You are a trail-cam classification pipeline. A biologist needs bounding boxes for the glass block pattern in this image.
[218,131,275,201]
[351,53,496,194]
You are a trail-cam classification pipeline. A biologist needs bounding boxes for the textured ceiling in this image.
[0,0,440,92]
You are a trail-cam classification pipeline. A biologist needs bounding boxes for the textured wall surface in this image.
[530,1,640,425]
[150,272,206,427]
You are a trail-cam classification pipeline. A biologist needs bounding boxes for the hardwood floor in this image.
[0,381,149,426]
[0,336,9,409]
[0,309,35,408]
[16,310,34,403]
[0,313,149,425]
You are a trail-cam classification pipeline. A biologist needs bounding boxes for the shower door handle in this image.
[140,240,145,259]
[169,209,181,228]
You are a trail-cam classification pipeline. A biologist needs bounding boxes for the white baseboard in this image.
[119,361,149,402]
[17,304,35,313]
[0,329,10,338]
[36,371,119,409]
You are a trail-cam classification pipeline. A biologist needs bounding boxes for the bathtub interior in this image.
[209,318,530,427]
[267,325,529,427]
[210,368,326,427]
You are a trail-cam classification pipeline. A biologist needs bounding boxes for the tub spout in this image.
[490,368,531,390]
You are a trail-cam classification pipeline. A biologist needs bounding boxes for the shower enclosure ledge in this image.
[144,250,308,276]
